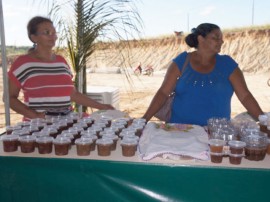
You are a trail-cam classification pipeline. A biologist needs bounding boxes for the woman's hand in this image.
[35,111,46,119]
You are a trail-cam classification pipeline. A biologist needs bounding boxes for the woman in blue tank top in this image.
[143,23,264,126]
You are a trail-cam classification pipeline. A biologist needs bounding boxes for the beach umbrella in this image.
[0,0,10,126]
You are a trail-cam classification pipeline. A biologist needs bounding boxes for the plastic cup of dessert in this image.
[229,153,244,165]
[57,132,75,145]
[100,116,113,127]
[96,138,113,156]
[267,138,270,155]
[132,118,146,125]
[130,124,144,137]
[75,137,93,156]
[244,134,268,161]
[120,138,138,157]
[81,134,98,151]
[1,134,19,152]
[36,136,54,154]
[5,125,21,135]
[90,125,103,138]
[53,137,71,156]
[208,139,226,153]
[112,122,126,132]
[228,140,246,154]
[114,118,129,128]
[67,128,81,140]
[119,128,136,139]
[209,152,224,163]
[106,126,120,136]
[122,134,139,142]
[102,134,118,151]
[19,135,36,153]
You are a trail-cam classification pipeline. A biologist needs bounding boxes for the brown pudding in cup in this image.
[102,133,118,151]
[208,139,226,153]
[53,137,71,156]
[244,133,268,161]
[210,152,224,163]
[19,135,36,153]
[229,153,244,165]
[228,140,246,154]
[120,138,138,157]
[75,137,93,156]
[96,139,113,156]
[1,134,19,152]
[36,136,54,154]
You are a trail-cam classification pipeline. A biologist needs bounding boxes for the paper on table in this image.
[138,122,209,161]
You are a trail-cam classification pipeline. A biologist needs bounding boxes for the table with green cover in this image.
[0,140,269,202]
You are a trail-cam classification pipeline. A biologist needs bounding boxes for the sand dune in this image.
[1,28,270,127]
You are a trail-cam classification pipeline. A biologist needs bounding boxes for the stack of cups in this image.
[208,139,226,163]
[228,140,246,165]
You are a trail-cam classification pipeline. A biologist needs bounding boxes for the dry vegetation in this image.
[1,27,270,128]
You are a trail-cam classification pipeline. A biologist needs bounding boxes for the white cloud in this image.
[199,6,216,16]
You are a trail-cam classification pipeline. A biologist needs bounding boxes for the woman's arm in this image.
[230,67,264,120]
[8,78,45,119]
[142,62,181,122]
[70,88,114,110]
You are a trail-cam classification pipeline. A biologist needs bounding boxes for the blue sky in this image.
[1,0,270,46]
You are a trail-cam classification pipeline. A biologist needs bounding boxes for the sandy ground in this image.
[1,70,270,128]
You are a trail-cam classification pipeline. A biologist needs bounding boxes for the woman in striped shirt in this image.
[8,16,114,120]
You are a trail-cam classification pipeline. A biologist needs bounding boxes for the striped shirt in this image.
[8,54,74,114]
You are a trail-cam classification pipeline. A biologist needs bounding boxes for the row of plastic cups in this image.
[1,133,138,157]
[209,139,246,165]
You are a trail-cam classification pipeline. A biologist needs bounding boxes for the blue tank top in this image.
[170,52,238,126]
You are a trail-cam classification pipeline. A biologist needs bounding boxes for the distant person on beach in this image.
[7,16,114,120]
[134,62,142,74]
[142,23,264,126]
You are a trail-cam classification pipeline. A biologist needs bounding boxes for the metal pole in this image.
[187,13,189,32]
[0,0,11,126]
[252,0,254,25]
[77,0,83,115]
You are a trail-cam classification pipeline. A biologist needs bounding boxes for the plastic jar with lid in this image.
[243,132,268,161]
[1,134,19,152]
[75,137,93,156]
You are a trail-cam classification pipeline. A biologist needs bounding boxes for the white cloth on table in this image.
[138,122,209,161]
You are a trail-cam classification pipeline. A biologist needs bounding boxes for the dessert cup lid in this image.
[96,138,113,145]
[1,134,19,141]
[208,139,226,146]
[81,134,98,140]
[228,140,246,148]
[36,136,54,143]
[121,138,138,146]
[53,137,71,144]
[19,135,36,142]
[122,135,139,141]
[209,152,224,156]
[75,137,92,145]
[228,152,245,157]
[103,133,118,140]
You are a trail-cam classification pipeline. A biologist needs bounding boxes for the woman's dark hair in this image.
[185,23,220,48]
[27,16,53,43]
